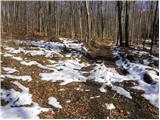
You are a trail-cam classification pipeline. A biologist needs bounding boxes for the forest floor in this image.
[0,37,159,119]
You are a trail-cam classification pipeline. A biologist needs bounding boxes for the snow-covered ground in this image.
[40,59,88,85]
[1,38,159,118]
[113,47,159,108]
[1,81,50,119]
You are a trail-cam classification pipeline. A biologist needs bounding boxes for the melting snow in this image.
[12,56,23,61]
[85,89,90,92]
[1,38,159,119]
[3,67,17,74]
[95,95,100,98]
[89,63,132,99]
[143,60,150,65]
[13,81,29,92]
[132,81,159,108]
[75,87,80,91]
[105,103,115,110]
[15,38,87,58]
[66,100,71,103]
[1,81,32,106]
[25,50,44,56]
[63,38,84,51]
[58,88,65,91]
[1,81,49,119]
[90,97,95,99]
[112,85,132,99]
[2,52,23,61]
[1,102,49,119]
[40,60,87,85]
[99,83,108,93]
[20,60,56,71]
[1,88,32,106]
[48,97,62,109]
[3,53,13,57]
[89,63,127,83]
[90,96,100,99]
[4,47,25,54]
[113,47,159,108]
[1,74,32,81]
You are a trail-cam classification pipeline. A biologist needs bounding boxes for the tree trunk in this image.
[101,1,105,40]
[117,1,123,46]
[85,1,91,45]
[79,2,83,41]
[125,1,129,47]
[150,1,158,53]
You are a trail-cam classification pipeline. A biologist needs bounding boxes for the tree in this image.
[125,1,129,47]
[85,1,92,45]
[101,1,105,40]
[78,2,83,41]
[1,1,158,49]
[150,1,158,53]
[117,1,129,47]
[117,1,123,46]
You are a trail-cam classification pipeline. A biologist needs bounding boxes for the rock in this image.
[143,73,153,84]
[156,71,159,76]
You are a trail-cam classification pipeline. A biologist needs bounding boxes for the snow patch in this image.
[1,81,49,119]
[105,103,115,110]
[88,63,132,99]
[3,67,17,74]
[13,81,29,92]
[20,60,54,71]
[15,38,87,58]
[58,88,65,91]
[99,83,107,93]
[66,100,71,103]
[48,97,62,109]
[1,74,32,81]
[112,85,132,99]
[2,52,23,61]
[113,47,159,107]
[132,81,159,108]
[1,103,49,119]
[40,60,87,85]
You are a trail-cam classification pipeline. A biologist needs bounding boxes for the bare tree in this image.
[117,1,123,46]
[150,1,158,53]
[85,1,92,45]
[1,1,158,49]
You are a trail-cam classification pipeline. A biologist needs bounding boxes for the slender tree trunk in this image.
[79,2,83,41]
[85,1,91,45]
[101,1,105,40]
[125,1,129,47]
[150,1,158,53]
[117,1,123,46]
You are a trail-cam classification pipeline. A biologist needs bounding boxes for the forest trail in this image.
[1,38,159,119]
